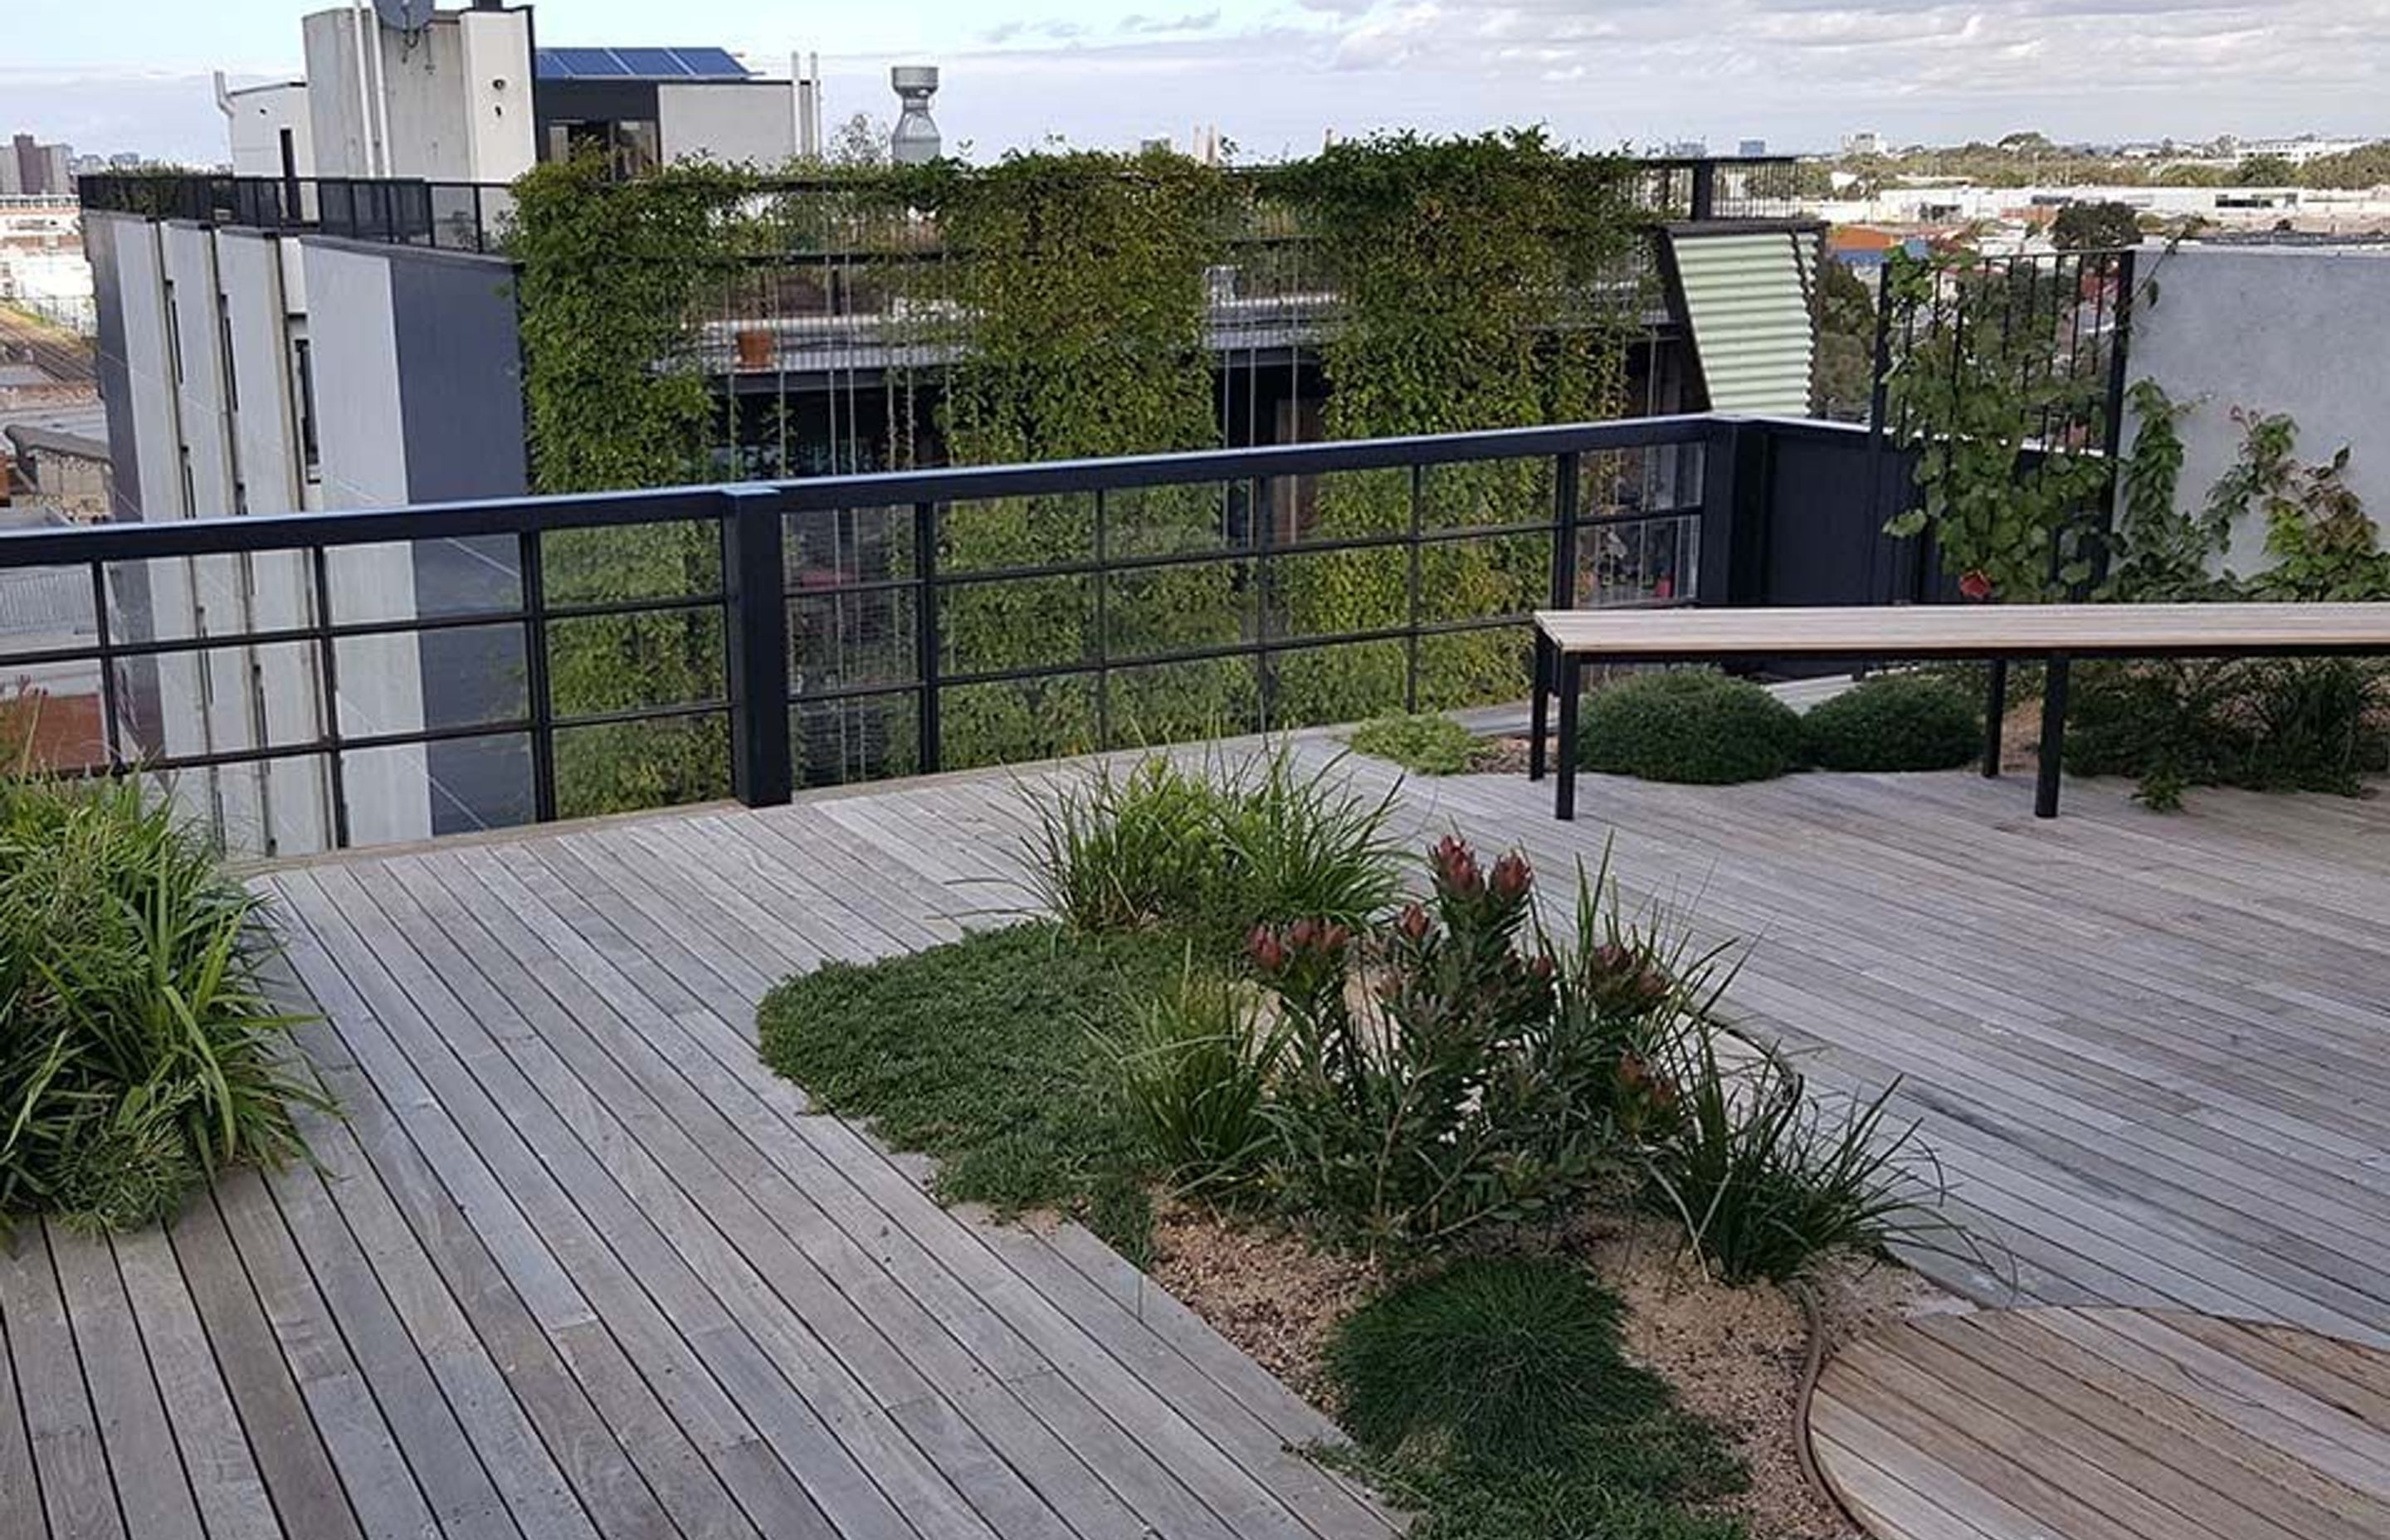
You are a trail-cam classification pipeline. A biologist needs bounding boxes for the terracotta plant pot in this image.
[734,328,773,369]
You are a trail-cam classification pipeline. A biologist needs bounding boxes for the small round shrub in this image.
[1577,670,1805,785]
[1802,673,1983,772]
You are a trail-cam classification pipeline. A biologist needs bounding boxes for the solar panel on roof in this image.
[539,46,633,78]
[612,47,692,77]
[667,47,749,78]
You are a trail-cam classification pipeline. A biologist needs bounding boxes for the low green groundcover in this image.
[1802,673,1982,772]
[1578,670,1807,786]
[1324,1255,1747,1540]
[756,922,1183,1261]
[1349,714,1493,775]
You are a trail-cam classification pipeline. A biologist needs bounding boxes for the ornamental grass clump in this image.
[1578,670,1807,785]
[0,774,327,1232]
[1802,673,1983,772]
[1026,743,1401,947]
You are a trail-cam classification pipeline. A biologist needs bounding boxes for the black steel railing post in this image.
[517,529,558,822]
[1695,418,1764,607]
[1404,464,1425,714]
[1094,488,1111,748]
[309,544,351,848]
[720,486,793,807]
[2090,246,2139,593]
[914,500,941,773]
[1549,450,1579,612]
[89,562,125,775]
[1690,161,1719,222]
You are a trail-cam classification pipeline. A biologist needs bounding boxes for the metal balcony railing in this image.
[0,417,1811,856]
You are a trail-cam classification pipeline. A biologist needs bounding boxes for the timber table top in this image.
[1534,602,2390,657]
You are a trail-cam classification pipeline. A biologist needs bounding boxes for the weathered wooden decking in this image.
[1811,1307,2390,1539]
[4,740,2389,1538]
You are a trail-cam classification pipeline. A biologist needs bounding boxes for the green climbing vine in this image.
[881,149,1243,765]
[510,157,750,816]
[510,135,1655,802]
[1880,246,2120,602]
[1260,130,1647,719]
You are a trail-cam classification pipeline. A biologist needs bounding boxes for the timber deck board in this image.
[5,743,2388,1536]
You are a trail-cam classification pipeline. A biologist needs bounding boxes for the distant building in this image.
[1738,139,1768,158]
[1843,131,1882,157]
[211,6,811,184]
[1,135,76,197]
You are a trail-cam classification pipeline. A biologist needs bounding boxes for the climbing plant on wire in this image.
[510,156,747,816]
[1878,246,2128,602]
[890,149,1242,766]
[1260,131,1647,720]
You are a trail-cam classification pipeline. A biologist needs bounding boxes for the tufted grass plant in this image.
[0,773,327,1233]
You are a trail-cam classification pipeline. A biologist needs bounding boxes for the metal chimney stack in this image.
[890,66,941,165]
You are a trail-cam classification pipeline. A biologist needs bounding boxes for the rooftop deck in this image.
[4,745,2389,1536]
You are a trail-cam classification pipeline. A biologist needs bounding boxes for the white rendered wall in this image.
[2120,243,2390,578]
[225,83,315,178]
[300,241,432,846]
[658,82,799,166]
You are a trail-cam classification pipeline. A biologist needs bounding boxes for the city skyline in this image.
[7,0,2389,168]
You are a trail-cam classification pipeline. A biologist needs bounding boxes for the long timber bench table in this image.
[1529,602,2390,821]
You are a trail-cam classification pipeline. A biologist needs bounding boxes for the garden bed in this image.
[758,744,1959,1540]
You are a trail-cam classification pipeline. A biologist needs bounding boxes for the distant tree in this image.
[2304,141,2390,190]
[2236,154,2297,185]
[1811,254,1877,423]
[2155,163,2228,188]
[2051,200,2142,251]
[829,112,891,168]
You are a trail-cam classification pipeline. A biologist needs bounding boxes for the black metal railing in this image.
[76,174,515,254]
[0,417,1788,857]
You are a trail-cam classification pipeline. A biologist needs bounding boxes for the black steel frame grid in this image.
[3,418,1718,849]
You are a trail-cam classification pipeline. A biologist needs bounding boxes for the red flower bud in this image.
[1248,927,1285,973]
[1397,903,1431,942]
[1491,851,1531,901]
[1958,569,1994,602]
[1289,917,1316,950]
[1528,953,1556,982]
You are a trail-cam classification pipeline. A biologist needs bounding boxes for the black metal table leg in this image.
[1554,653,1583,821]
[2036,655,2071,819]
[1982,657,2007,777]
[1529,634,1552,782]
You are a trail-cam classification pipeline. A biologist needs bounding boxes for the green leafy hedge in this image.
[1802,674,1982,772]
[1578,671,1807,785]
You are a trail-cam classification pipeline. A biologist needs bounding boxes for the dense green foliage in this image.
[1802,675,1982,772]
[2093,390,2390,807]
[756,923,1185,1260]
[2051,200,2143,251]
[1349,714,1492,775]
[1578,671,1808,785]
[1880,246,2119,601]
[1324,1256,1745,1540]
[1261,131,1646,721]
[508,139,1656,805]
[898,150,1247,762]
[0,772,325,1231]
[510,158,745,815]
[2066,660,2389,808]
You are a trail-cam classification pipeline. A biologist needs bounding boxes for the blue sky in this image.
[8,0,2388,163]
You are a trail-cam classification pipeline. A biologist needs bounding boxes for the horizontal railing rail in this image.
[0,416,1762,857]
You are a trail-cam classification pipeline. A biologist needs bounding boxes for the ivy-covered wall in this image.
[508,136,1654,805]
